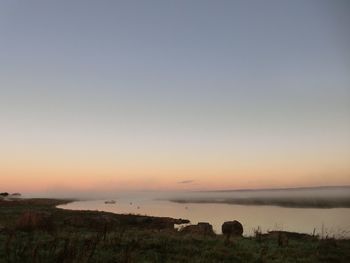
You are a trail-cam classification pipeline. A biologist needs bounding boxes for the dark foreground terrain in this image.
[0,198,349,263]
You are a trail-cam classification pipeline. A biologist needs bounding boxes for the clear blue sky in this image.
[0,0,349,191]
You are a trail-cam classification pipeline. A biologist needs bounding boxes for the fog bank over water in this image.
[165,186,350,208]
[169,186,350,208]
[25,185,350,208]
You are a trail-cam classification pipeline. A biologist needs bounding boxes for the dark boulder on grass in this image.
[180,222,215,236]
[222,220,243,238]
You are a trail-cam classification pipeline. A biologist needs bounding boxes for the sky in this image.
[0,0,349,193]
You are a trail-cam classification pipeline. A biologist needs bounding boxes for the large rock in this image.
[180,222,215,235]
[222,220,243,237]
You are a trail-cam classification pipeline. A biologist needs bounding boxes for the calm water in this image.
[58,190,350,238]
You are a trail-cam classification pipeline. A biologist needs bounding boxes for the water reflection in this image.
[59,194,350,238]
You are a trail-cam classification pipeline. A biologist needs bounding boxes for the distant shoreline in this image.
[196,185,350,193]
[169,196,350,209]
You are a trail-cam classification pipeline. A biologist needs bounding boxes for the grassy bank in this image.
[1,198,349,262]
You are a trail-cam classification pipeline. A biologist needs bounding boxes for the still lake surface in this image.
[58,189,350,238]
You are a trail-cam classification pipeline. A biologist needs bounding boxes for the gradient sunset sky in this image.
[1,0,349,193]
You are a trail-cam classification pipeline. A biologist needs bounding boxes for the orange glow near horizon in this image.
[2,146,350,193]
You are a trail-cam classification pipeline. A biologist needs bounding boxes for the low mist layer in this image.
[168,186,350,208]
